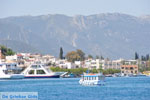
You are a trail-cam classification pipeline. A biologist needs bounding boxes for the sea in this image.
[0,77,150,100]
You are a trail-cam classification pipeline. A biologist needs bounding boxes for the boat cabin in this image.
[22,64,52,75]
[79,73,105,85]
[82,74,105,81]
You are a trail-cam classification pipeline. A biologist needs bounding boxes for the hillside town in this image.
[0,47,150,77]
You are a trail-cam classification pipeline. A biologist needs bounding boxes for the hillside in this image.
[0,13,150,59]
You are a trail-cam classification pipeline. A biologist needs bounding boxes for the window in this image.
[130,67,133,70]
[28,70,34,74]
[125,67,128,70]
[31,65,37,68]
[37,70,46,74]
[31,65,41,68]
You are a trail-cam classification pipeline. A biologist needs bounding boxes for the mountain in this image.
[0,13,150,59]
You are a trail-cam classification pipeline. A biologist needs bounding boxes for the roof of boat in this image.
[84,73,104,77]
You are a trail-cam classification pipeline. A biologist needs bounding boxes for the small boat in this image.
[79,73,105,86]
[0,64,24,79]
[136,73,147,77]
[22,64,62,78]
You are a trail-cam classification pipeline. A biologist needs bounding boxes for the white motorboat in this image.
[79,73,105,86]
[21,64,63,78]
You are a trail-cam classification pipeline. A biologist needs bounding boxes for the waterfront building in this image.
[121,65,138,76]
[83,58,122,70]
[102,59,122,69]
[55,59,77,69]
[123,60,137,65]
[74,61,82,68]
[84,59,101,69]
[6,55,18,61]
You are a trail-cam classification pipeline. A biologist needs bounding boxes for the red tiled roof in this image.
[17,54,23,57]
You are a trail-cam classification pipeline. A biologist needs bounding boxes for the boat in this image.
[0,64,24,79]
[136,73,147,77]
[136,74,147,77]
[143,71,150,76]
[21,64,63,78]
[79,73,105,86]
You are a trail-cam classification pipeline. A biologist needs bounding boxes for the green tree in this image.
[146,54,149,61]
[90,68,98,73]
[100,56,104,60]
[141,55,146,61]
[96,55,100,59]
[59,47,63,59]
[76,49,85,61]
[50,67,88,75]
[66,49,85,62]
[135,52,139,60]
[66,51,80,62]
[88,54,93,59]
[0,45,15,56]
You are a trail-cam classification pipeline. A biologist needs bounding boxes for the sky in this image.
[0,0,150,18]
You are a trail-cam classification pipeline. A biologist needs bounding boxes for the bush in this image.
[50,67,88,75]
[50,67,120,75]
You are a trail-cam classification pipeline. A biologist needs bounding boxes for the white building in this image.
[55,59,77,69]
[84,59,101,69]
[6,55,17,61]
[74,61,82,68]
[102,59,122,69]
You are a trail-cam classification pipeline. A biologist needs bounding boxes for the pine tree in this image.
[146,54,149,61]
[59,47,63,59]
[96,55,100,59]
[135,52,139,60]
[100,56,104,60]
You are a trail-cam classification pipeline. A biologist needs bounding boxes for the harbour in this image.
[0,1,150,100]
[0,77,150,100]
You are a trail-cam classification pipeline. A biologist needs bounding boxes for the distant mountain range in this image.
[0,13,150,59]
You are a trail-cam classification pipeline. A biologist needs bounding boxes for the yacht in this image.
[79,73,105,86]
[22,64,62,78]
[0,63,24,79]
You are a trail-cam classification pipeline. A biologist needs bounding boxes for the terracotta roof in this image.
[17,54,23,57]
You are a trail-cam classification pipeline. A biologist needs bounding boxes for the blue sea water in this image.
[0,77,150,100]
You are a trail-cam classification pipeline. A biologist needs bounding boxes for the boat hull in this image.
[24,75,60,78]
[0,75,11,79]
[11,74,24,79]
[0,74,24,79]
[79,80,105,86]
